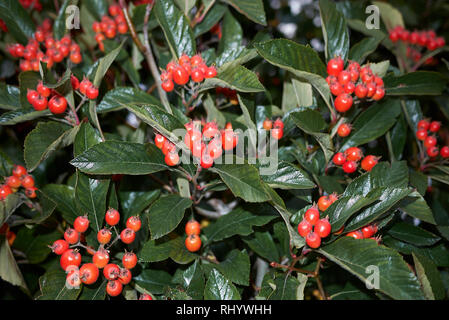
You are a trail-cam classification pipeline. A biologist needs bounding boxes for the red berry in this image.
[427,146,439,158]
[366,82,376,98]
[315,218,331,238]
[51,239,69,255]
[205,66,217,78]
[184,129,202,150]
[120,228,136,244]
[334,93,353,113]
[122,252,138,269]
[221,129,238,150]
[263,118,273,130]
[60,249,82,271]
[343,81,355,94]
[333,152,346,166]
[317,196,331,212]
[48,96,67,114]
[79,78,91,95]
[200,153,214,169]
[345,147,363,162]
[424,136,437,148]
[185,234,202,252]
[12,165,27,178]
[271,127,283,140]
[6,176,21,189]
[202,122,219,139]
[297,219,312,237]
[327,57,344,76]
[207,138,223,160]
[27,89,39,106]
[97,228,112,244]
[190,54,203,67]
[93,248,109,269]
[173,66,189,85]
[105,208,120,226]
[21,175,35,188]
[337,70,351,85]
[154,134,166,149]
[160,71,172,82]
[70,51,82,64]
[139,294,153,300]
[126,216,141,232]
[106,280,123,297]
[37,81,51,97]
[361,155,379,172]
[306,232,321,249]
[191,68,205,82]
[389,30,399,42]
[71,75,80,90]
[342,161,358,173]
[64,228,79,244]
[74,215,90,233]
[330,82,344,96]
[361,225,376,238]
[274,118,284,129]
[118,268,132,285]
[337,123,351,137]
[440,146,449,158]
[416,129,428,141]
[165,152,180,166]
[417,120,430,131]
[162,80,174,92]
[86,85,99,100]
[80,263,99,285]
[103,263,120,280]
[429,121,441,133]
[32,94,48,111]
[25,187,38,199]
[372,87,385,101]
[346,230,364,239]
[304,207,320,225]
[185,220,201,236]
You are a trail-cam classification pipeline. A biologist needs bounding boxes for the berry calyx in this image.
[103,263,120,280]
[64,227,79,245]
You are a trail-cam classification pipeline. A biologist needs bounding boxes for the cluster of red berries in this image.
[0,165,37,200]
[71,76,100,100]
[19,0,43,11]
[215,87,238,104]
[0,223,16,246]
[160,54,217,92]
[389,26,445,51]
[333,147,379,173]
[50,208,144,297]
[185,220,202,252]
[26,81,67,114]
[326,58,385,113]
[262,118,284,140]
[416,119,449,159]
[297,205,332,249]
[92,4,128,52]
[7,19,82,71]
[345,223,379,241]
[155,121,239,168]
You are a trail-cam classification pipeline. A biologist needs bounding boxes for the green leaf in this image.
[201,65,265,93]
[0,108,52,126]
[291,78,313,107]
[88,42,124,135]
[75,171,110,232]
[319,0,349,62]
[73,122,102,157]
[154,0,196,58]
[19,71,41,108]
[24,122,79,172]
[118,190,160,222]
[0,0,35,44]
[179,260,205,299]
[210,164,271,202]
[0,237,28,292]
[218,10,242,56]
[204,94,226,128]
[339,99,401,151]
[388,222,440,246]
[140,235,196,264]
[0,194,22,226]
[223,0,266,26]
[258,272,306,300]
[399,191,436,225]
[37,270,81,300]
[194,3,226,37]
[348,37,382,63]
[148,194,192,240]
[261,161,315,190]
[243,231,279,262]
[216,249,250,286]
[42,184,80,224]
[84,0,108,20]
[134,269,173,295]
[125,104,185,133]
[319,237,424,300]
[372,1,404,30]
[389,113,407,160]
[412,253,446,300]
[53,0,78,39]
[204,269,241,300]
[70,141,167,175]
[384,72,447,96]
[79,280,107,300]
[12,228,60,264]
[0,83,20,110]
[290,109,326,133]
[97,87,163,114]
[203,207,276,243]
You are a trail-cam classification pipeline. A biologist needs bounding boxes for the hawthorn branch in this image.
[119,0,171,114]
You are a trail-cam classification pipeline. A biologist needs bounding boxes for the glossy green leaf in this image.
[79,280,107,300]
[372,1,404,30]
[348,37,382,63]
[223,0,266,26]
[203,207,276,244]
[399,191,436,225]
[84,0,108,20]
[177,260,204,299]
[118,190,160,222]
[12,228,60,264]
[258,271,306,300]
[388,222,440,246]
[0,194,22,226]
[0,108,52,126]
[0,0,35,44]
[243,231,279,262]
[216,249,250,286]
[42,184,80,224]
[70,141,167,175]
[204,269,241,300]
[201,65,265,93]
[261,161,315,190]
[24,122,79,172]
[148,194,192,240]
[140,235,196,264]
[384,72,447,96]
[0,83,20,110]
[97,87,163,113]
[412,253,445,300]
[154,0,196,58]
[36,270,81,300]
[134,269,173,295]
[194,3,226,37]
[319,237,424,300]
[0,237,28,292]
[319,0,349,61]
[73,122,102,157]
